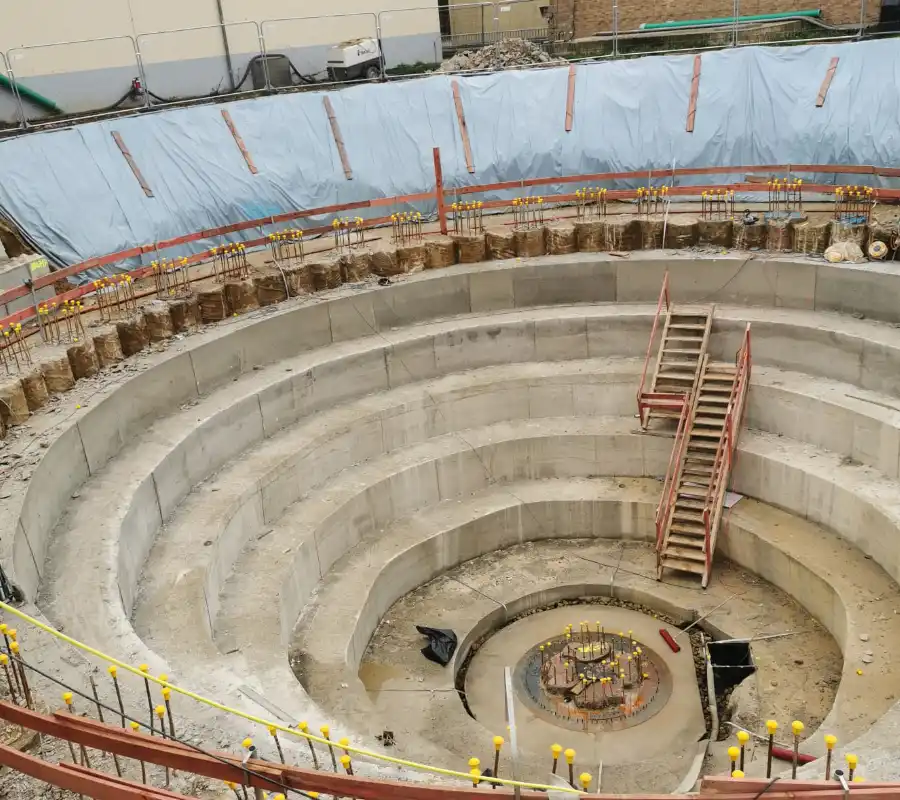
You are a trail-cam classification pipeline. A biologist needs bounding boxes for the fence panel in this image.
[733,0,863,47]
[137,22,263,105]
[492,0,550,41]
[5,36,141,121]
[377,7,444,73]
[261,14,380,86]
[440,2,496,51]
[0,51,26,128]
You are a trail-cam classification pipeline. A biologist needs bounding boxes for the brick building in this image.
[552,0,881,38]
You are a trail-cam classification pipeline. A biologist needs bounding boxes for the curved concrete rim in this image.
[13,253,900,781]
[10,252,900,600]
[288,480,892,772]
[35,296,900,697]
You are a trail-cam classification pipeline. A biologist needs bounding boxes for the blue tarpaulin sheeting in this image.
[0,38,898,273]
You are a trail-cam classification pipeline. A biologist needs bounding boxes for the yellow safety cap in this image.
[493,735,504,749]
[242,738,253,749]
[825,734,837,749]
[846,754,858,768]
[579,773,592,788]
[320,724,330,736]
[766,720,778,734]
[732,770,745,779]
[130,721,140,731]
[468,757,480,768]
[727,746,740,760]
[564,748,575,763]
[551,743,563,756]
[736,731,750,745]
[63,692,73,704]
[791,721,804,735]
[155,705,165,717]
[340,754,351,766]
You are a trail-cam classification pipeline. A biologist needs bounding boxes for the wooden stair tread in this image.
[668,533,705,547]
[670,521,706,535]
[661,555,706,575]
[663,545,706,562]
[657,370,698,380]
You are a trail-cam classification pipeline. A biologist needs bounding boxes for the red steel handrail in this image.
[701,325,752,575]
[655,387,695,565]
[637,271,670,427]
[6,153,898,332]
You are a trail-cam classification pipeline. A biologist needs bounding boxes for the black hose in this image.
[93,87,139,113]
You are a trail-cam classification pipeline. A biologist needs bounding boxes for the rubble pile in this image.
[438,38,567,73]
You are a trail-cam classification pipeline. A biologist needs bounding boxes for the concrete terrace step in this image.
[274,475,900,761]
[22,297,900,771]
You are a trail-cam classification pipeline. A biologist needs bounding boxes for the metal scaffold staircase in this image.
[637,274,752,588]
[636,273,713,429]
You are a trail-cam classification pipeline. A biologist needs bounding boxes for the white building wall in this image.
[1,0,440,74]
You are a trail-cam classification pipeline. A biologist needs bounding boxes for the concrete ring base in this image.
[288,479,896,769]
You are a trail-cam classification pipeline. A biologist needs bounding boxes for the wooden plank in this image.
[565,64,577,132]
[60,762,193,799]
[0,702,554,800]
[816,56,839,107]
[110,131,153,198]
[433,147,448,235]
[451,80,475,174]
[0,742,189,800]
[220,109,258,174]
[686,55,702,133]
[323,96,353,180]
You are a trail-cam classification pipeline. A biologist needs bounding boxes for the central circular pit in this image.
[515,626,669,732]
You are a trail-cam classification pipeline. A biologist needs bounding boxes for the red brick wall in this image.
[553,0,878,37]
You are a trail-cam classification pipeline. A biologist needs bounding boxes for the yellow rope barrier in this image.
[0,601,578,793]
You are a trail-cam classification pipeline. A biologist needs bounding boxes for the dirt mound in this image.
[438,38,567,73]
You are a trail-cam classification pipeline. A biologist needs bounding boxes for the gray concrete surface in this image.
[10,253,900,604]
[10,254,900,784]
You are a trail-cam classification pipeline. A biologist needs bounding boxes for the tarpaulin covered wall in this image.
[0,37,898,272]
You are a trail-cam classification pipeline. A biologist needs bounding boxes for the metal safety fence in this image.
[0,0,882,132]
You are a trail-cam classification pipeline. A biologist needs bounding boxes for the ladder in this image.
[636,273,713,429]
[655,327,752,587]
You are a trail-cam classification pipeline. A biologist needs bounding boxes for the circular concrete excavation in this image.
[8,254,900,794]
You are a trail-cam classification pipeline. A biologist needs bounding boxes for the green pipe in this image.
[0,72,62,114]
[639,10,821,30]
